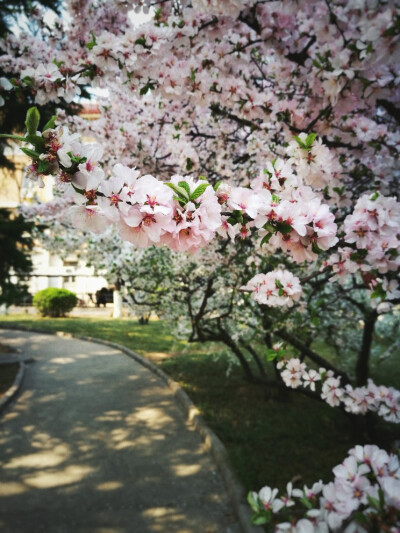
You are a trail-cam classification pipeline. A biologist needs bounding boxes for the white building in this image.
[27,248,108,306]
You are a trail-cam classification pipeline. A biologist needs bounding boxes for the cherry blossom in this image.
[241,269,302,308]
[249,445,400,532]
[276,358,400,424]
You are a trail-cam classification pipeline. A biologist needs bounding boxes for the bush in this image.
[33,288,77,317]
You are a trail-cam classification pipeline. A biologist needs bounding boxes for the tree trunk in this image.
[113,290,123,319]
[217,327,255,382]
[244,343,267,378]
[356,310,378,386]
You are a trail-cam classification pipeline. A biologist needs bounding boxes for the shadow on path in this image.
[0,330,237,533]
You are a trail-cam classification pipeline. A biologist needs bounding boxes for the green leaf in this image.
[247,492,259,512]
[263,222,276,233]
[190,183,209,201]
[43,115,57,132]
[198,175,207,181]
[275,279,283,289]
[213,180,222,191]
[86,31,97,50]
[20,147,40,159]
[178,181,191,196]
[352,511,368,524]
[52,58,64,68]
[305,133,317,147]
[37,160,50,174]
[135,36,147,47]
[378,487,385,508]
[186,157,194,171]
[25,107,40,135]
[311,242,324,254]
[276,221,292,234]
[300,497,312,509]
[350,249,368,261]
[260,233,272,246]
[370,288,385,299]
[311,315,319,326]
[278,288,284,297]
[366,494,381,510]
[271,194,280,203]
[164,182,190,201]
[25,134,45,151]
[370,191,379,201]
[22,76,33,86]
[294,135,307,149]
[266,349,278,362]
[139,81,156,95]
[250,515,269,526]
[0,134,26,141]
[332,186,345,196]
[228,210,243,225]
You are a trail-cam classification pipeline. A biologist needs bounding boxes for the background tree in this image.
[0,208,33,306]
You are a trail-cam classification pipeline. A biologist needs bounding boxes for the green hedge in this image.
[33,288,77,317]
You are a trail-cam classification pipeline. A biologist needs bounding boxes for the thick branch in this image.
[356,310,378,386]
[243,343,267,378]
[276,329,351,384]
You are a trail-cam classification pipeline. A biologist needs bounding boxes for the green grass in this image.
[0,315,186,357]
[1,314,399,492]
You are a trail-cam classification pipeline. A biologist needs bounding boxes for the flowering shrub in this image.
[33,287,77,317]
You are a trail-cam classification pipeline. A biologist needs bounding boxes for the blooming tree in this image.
[1,0,400,530]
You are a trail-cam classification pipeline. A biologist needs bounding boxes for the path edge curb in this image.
[0,325,258,533]
[0,361,26,414]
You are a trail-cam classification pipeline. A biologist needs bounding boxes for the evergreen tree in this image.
[0,208,33,306]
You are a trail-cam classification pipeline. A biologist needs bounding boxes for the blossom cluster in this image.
[325,193,400,301]
[249,445,400,532]
[277,358,400,424]
[2,1,398,221]
[344,194,400,273]
[241,270,302,308]
[217,155,339,263]
[17,110,340,264]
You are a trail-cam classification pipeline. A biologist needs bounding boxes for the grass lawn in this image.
[1,314,399,492]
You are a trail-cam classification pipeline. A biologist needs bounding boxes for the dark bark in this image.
[244,343,267,378]
[356,310,378,386]
[286,37,317,66]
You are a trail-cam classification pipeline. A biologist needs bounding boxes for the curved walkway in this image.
[0,330,240,533]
